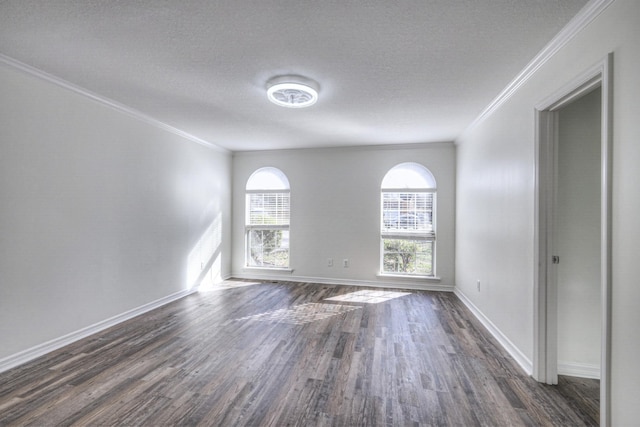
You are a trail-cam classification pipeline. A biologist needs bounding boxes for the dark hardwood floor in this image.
[557,375,599,426]
[0,280,598,426]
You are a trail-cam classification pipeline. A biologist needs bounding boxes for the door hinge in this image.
[552,255,560,264]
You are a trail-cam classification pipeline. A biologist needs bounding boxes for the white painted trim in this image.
[242,267,295,273]
[558,362,601,380]
[376,273,441,282]
[535,62,605,111]
[0,288,198,374]
[231,272,454,292]
[0,54,228,154]
[234,141,455,157]
[534,108,561,386]
[599,52,613,427]
[454,288,533,376]
[461,0,614,137]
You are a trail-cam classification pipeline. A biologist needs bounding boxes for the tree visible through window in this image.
[246,168,290,268]
[381,163,436,276]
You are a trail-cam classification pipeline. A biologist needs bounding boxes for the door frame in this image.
[533,53,613,426]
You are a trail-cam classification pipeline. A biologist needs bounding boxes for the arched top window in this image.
[245,167,290,269]
[246,167,290,191]
[381,162,436,190]
[381,162,436,277]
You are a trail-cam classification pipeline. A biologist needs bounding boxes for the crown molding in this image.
[0,53,229,154]
[234,140,455,156]
[460,0,615,139]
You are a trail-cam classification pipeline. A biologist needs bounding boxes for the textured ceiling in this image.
[0,0,589,151]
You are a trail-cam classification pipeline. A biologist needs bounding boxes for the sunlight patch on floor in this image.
[234,303,361,325]
[324,290,411,304]
[200,280,264,292]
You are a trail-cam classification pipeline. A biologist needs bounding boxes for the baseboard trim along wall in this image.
[231,272,455,292]
[558,362,601,380]
[0,288,198,374]
[454,288,533,375]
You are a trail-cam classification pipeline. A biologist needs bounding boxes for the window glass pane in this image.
[246,167,290,190]
[381,162,436,189]
[382,192,433,232]
[248,193,290,225]
[248,229,289,268]
[382,238,433,275]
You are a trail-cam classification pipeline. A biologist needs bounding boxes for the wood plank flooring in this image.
[557,375,599,426]
[0,280,598,426]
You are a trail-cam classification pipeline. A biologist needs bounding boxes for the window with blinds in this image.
[245,168,290,269]
[380,163,436,277]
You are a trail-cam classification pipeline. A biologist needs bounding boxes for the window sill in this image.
[376,273,441,282]
[243,266,294,273]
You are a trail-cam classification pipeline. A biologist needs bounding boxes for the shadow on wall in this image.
[187,213,223,290]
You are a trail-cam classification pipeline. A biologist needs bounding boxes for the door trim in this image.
[533,53,613,427]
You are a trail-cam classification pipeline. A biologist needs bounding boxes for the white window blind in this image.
[382,192,434,239]
[247,192,290,226]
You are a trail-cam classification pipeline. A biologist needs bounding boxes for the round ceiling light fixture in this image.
[267,75,319,108]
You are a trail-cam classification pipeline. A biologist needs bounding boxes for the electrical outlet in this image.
[343,259,349,268]
[477,280,481,291]
[327,258,333,267]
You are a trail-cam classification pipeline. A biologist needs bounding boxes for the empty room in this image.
[1,0,639,425]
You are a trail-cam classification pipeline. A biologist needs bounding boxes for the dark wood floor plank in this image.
[0,280,598,426]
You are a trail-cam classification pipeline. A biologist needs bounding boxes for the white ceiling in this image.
[0,0,589,151]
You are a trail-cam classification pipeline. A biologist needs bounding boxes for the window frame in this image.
[245,169,291,270]
[380,165,437,278]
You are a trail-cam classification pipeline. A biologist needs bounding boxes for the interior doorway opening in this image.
[534,54,612,426]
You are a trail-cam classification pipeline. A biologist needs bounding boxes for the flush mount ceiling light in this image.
[267,75,319,108]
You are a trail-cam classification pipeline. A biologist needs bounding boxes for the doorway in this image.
[534,54,612,426]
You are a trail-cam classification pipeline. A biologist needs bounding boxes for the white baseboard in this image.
[558,361,601,379]
[454,288,533,375]
[231,272,454,292]
[0,288,198,374]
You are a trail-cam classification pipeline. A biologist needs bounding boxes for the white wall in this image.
[556,88,601,376]
[0,63,232,363]
[456,0,640,423]
[232,143,455,289]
